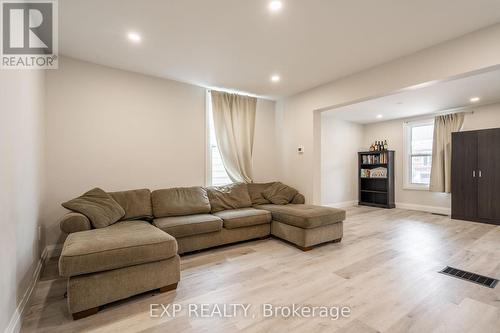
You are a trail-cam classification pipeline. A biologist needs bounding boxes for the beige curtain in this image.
[429,113,465,193]
[210,90,257,183]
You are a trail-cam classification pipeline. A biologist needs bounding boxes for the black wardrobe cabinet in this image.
[451,128,500,225]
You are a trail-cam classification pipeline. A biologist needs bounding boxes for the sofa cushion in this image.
[109,188,153,221]
[207,183,252,213]
[62,188,125,229]
[247,182,274,205]
[214,208,271,229]
[255,204,345,229]
[59,220,177,277]
[262,182,299,205]
[152,187,210,218]
[153,214,222,238]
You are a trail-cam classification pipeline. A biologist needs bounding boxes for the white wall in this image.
[253,98,280,183]
[321,115,363,205]
[362,102,500,213]
[43,57,278,246]
[276,23,500,203]
[462,103,500,131]
[0,70,45,333]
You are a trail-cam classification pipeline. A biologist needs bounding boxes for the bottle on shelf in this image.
[384,140,388,151]
[375,141,379,151]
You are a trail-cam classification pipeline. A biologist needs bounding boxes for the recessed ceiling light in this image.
[271,74,280,83]
[376,114,383,119]
[269,0,283,12]
[127,32,141,43]
[470,97,480,103]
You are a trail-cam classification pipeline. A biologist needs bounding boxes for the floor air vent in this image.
[439,266,498,288]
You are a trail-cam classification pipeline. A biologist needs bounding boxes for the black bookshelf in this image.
[358,151,395,209]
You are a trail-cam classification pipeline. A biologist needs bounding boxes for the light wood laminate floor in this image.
[21,207,500,332]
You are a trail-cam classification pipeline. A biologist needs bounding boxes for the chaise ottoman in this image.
[59,220,180,319]
[255,204,345,251]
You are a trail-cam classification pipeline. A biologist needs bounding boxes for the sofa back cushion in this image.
[207,183,252,213]
[247,182,274,205]
[109,189,153,221]
[62,188,125,229]
[262,182,299,205]
[152,186,210,217]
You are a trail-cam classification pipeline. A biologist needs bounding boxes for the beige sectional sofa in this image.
[58,182,345,319]
[151,186,273,254]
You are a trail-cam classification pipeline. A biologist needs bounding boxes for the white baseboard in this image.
[324,200,450,215]
[324,200,358,208]
[45,244,63,258]
[5,246,50,333]
[395,202,451,215]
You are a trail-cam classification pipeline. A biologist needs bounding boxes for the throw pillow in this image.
[207,183,252,213]
[62,188,125,229]
[262,182,299,205]
[290,193,306,204]
[247,182,274,205]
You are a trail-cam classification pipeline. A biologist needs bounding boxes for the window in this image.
[206,91,232,186]
[404,119,434,189]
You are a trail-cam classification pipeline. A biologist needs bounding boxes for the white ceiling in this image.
[60,0,500,98]
[326,68,500,124]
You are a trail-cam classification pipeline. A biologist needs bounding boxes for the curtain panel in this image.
[429,113,465,193]
[210,90,257,183]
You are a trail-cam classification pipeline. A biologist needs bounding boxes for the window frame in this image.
[403,118,434,191]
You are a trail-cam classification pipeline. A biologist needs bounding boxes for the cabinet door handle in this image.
[479,170,482,178]
[473,170,476,178]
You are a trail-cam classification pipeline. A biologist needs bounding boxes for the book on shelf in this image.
[361,152,388,164]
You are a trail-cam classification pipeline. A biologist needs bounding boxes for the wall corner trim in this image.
[5,244,62,333]
[5,257,43,333]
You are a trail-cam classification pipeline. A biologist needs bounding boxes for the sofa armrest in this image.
[59,213,92,234]
[291,193,305,204]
